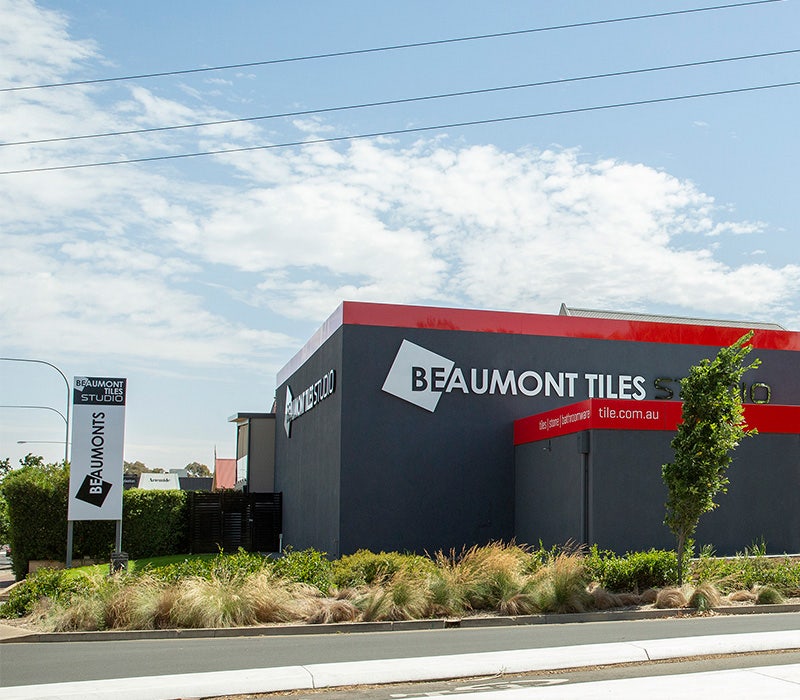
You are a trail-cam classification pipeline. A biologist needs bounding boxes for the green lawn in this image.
[62,553,219,580]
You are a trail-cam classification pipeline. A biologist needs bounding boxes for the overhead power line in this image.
[2,48,797,149]
[2,79,798,176]
[0,0,784,93]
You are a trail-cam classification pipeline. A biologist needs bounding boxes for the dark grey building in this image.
[274,302,800,557]
[228,413,276,493]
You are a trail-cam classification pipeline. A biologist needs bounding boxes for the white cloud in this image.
[194,139,799,323]
[3,0,800,472]
[2,0,799,387]
[0,0,96,85]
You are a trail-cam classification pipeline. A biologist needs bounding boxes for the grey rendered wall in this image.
[274,329,343,556]
[516,430,800,556]
[515,434,584,547]
[589,430,800,555]
[695,433,800,554]
[337,325,521,555]
[589,430,675,552]
[247,416,275,492]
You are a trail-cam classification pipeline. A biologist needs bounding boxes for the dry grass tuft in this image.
[241,571,308,624]
[423,569,465,618]
[531,553,590,614]
[102,575,177,629]
[615,592,642,607]
[46,596,104,631]
[433,542,534,616]
[381,572,431,621]
[169,576,250,628]
[303,598,361,624]
[655,587,688,608]
[588,584,620,610]
[354,586,388,622]
[639,588,658,604]
[688,582,722,611]
[727,589,757,603]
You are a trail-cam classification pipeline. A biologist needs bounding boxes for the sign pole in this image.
[66,521,74,569]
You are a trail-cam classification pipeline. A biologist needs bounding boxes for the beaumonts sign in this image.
[382,339,646,412]
[381,339,771,412]
[68,376,127,521]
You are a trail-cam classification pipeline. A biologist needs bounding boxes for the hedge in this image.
[1,463,70,579]
[1,463,188,579]
[122,489,188,558]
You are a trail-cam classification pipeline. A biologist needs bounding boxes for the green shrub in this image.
[690,544,800,593]
[0,490,9,544]
[586,547,678,592]
[144,549,268,584]
[1,462,69,579]
[0,567,93,618]
[332,550,433,588]
[272,547,333,593]
[755,585,786,605]
[122,489,188,558]
[72,520,116,560]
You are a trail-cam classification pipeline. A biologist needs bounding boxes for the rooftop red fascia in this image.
[277,301,800,385]
[341,301,800,350]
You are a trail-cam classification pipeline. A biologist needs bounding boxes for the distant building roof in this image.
[138,472,181,490]
[213,457,237,490]
[558,303,785,331]
[179,477,213,492]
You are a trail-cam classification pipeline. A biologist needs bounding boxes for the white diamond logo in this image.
[382,340,455,412]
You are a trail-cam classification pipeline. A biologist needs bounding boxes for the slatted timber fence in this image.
[187,492,282,554]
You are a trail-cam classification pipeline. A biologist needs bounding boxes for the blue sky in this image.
[1,0,799,471]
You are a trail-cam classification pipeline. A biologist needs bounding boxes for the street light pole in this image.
[1,405,68,465]
[17,440,71,445]
[0,359,70,466]
[0,357,72,566]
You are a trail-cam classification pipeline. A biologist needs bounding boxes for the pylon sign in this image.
[68,377,126,521]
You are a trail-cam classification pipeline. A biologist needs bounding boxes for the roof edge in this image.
[276,301,800,384]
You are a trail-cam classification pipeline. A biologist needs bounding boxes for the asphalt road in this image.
[3,611,800,688]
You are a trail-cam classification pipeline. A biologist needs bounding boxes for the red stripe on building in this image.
[278,301,800,385]
[341,302,800,350]
[514,399,800,445]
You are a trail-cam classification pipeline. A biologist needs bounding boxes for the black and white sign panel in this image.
[68,377,126,521]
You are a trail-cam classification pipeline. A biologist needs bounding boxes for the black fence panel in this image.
[188,492,282,554]
[250,493,283,552]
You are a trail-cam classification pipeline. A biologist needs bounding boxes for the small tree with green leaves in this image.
[663,331,760,583]
[0,458,11,543]
[185,461,212,478]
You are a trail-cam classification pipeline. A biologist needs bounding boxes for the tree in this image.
[662,331,760,583]
[184,461,211,478]
[0,455,69,577]
[124,460,164,474]
[19,453,45,469]
[0,458,9,543]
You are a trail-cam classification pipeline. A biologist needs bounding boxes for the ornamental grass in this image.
[8,542,800,632]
